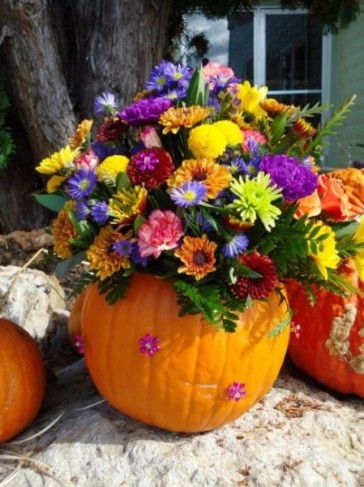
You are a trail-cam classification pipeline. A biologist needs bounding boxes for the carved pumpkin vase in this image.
[81,272,290,433]
[287,259,364,397]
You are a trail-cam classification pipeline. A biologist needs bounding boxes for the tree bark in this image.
[0,0,172,232]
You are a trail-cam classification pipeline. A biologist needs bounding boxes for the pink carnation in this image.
[203,62,235,85]
[76,150,99,170]
[242,130,267,152]
[137,210,184,258]
[141,126,162,149]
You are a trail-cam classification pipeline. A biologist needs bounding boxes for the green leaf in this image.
[55,251,87,278]
[186,65,207,107]
[270,110,289,146]
[33,193,68,212]
[133,214,147,235]
[116,172,132,191]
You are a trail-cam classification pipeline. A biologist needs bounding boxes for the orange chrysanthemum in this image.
[175,234,217,280]
[259,98,296,118]
[167,159,232,199]
[51,203,77,259]
[86,227,132,280]
[159,106,213,134]
[292,118,317,139]
[69,119,93,150]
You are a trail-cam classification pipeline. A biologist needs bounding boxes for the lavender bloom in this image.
[94,92,117,116]
[222,234,249,258]
[66,169,97,200]
[260,154,318,201]
[113,239,133,257]
[146,60,192,95]
[91,201,109,225]
[91,141,120,161]
[170,181,207,208]
[74,201,90,220]
[131,243,149,267]
[118,98,172,126]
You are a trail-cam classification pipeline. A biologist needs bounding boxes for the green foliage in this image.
[0,81,14,170]
[97,271,131,305]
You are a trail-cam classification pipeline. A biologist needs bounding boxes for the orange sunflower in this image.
[51,202,77,259]
[69,119,93,150]
[159,106,213,134]
[175,234,217,280]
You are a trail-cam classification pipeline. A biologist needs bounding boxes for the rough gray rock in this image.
[1,359,363,487]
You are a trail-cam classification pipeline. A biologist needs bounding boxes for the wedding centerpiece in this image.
[35,61,364,432]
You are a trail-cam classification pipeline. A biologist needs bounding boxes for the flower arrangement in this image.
[35,60,364,331]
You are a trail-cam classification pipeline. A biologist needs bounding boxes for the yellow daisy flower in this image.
[87,227,132,280]
[308,221,340,279]
[36,145,77,175]
[212,120,243,146]
[167,158,232,199]
[188,124,227,159]
[159,106,213,135]
[235,81,268,119]
[108,185,147,225]
[97,155,130,183]
[51,202,77,259]
[47,175,67,193]
[175,234,217,280]
[69,119,93,150]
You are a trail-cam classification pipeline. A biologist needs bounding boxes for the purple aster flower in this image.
[139,333,160,357]
[170,181,207,208]
[74,201,90,220]
[118,98,172,126]
[165,87,188,101]
[260,154,318,201]
[131,243,149,267]
[163,61,192,88]
[91,141,120,161]
[113,239,133,256]
[226,382,246,401]
[222,234,249,258]
[146,60,171,92]
[66,169,97,200]
[94,92,117,116]
[146,60,192,94]
[196,211,213,232]
[210,74,239,96]
[91,201,109,225]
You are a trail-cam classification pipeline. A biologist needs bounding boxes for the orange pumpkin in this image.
[287,260,364,397]
[82,272,290,433]
[68,288,87,348]
[327,167,364,218]
[0,318,46,442]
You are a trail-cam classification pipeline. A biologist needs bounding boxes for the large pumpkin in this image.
[0,318,46,442]
[287,260,364,397]
[82,272,290,433]
[68,288,87,348]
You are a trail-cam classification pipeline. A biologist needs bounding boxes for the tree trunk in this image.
[0,0,172,232]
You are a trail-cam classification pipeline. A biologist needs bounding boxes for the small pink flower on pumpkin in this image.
[226,382,246,401]
[290,321,301,339]
[141,126,162,149]
[137,209,184,259]
[75,335,85,354]
[139,333,160,357]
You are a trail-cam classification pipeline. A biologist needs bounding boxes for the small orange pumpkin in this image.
[82,272,290,433]
[327,167,364,218]
[68,288,87,348]
[287,259,364,397]
[0,318,46,442]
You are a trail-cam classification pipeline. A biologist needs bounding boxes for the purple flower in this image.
[91,141,120,161]
[139,333,160,357]
[146,60,192,94]
[170,181,207,208]
[260,154,318,201]
[118,98,172,126]
[226,382,246,401]
[131,243,149,267]
[222,234,249,258]
[66,169,97,200]
[196,211,213,232]
[133,150,159,172]
[94,92,117,116]
[91,201,109,225]
[75,335,85,355]
[113,239,133,257]
[74,201,90,220]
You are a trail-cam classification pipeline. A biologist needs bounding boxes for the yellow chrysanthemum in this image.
[175,234,217,280]
[47,175,67,193]
[69,119,93,150]
[108,185,147,225]
[235,81,268,119]
[167,158,232,199]
[86,227,132,280]
[159,106,213,134]
[36,145,77,175]
[353,216,364,244]
[212,120,243,146]
[51,202,77,259]
[97,155,130,183]
[259,98,296,117]
[187,124,227,160]
[308,221,340,280]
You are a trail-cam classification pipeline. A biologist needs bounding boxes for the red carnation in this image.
[96,118,127,141]
[127,148,174,190]
[230,250,278,300]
